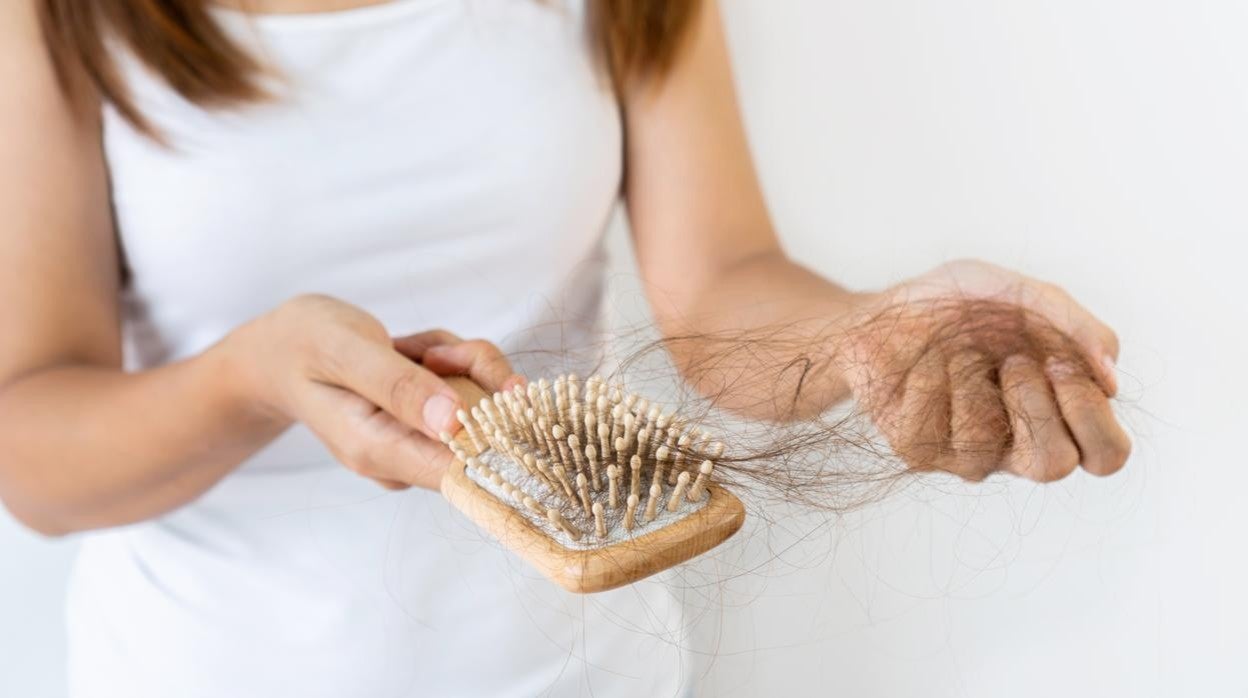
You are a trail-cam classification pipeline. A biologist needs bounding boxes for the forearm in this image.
[0,347,286,535]
[659,250,877,421]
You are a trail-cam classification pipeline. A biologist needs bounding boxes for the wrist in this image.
[201,327,293,435]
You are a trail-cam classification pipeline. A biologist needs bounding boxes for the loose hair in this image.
[38,0,703,135]
[504,297,1119,516]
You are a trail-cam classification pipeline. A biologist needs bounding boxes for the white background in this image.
[3,0,1246,695]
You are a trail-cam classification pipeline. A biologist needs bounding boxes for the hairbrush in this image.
[439,374,745,594]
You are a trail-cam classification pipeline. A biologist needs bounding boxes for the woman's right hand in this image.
[219,295,524,491]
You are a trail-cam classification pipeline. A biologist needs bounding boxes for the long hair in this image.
[37,0,703,135]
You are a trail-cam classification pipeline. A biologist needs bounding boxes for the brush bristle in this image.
[444,374,723,548]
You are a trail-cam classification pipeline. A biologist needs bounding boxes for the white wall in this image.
[3,0,1246,695]
[680,0,1245,695]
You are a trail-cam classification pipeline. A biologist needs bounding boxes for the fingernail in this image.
[423,394,459,434]
[1045,357,1077,380]
[504,374,528,391]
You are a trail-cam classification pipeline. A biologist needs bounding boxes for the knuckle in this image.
[961,468,993,483]
[463,339,504,360]
[952,437,1007,480]
[285,293,330,311]
[1103,328,1121,357]
[999,354,1036,383]
[923,443,998,481]
[281,293,340,323]
[1008,435,1073,483]
[1039,280,1072,301]
[426,329,460,345]
[388,371,432,414]
[999,356,1023,377]
[1089,434,1132,476]
[289,295,385,341]
[1018,461,1053,483]
[897,440,944,473]
[1109,433,1133,464]
[944,258,988,277]
[267,295,333,353]
[953,455,996,482]
[1039,445,1079,482]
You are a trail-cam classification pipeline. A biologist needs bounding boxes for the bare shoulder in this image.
[0,0,121,376]
[0,0,39,31]
[0,0,97,140]
[1,0,55,70]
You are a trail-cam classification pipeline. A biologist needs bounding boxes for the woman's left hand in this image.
[841,259,1132,483]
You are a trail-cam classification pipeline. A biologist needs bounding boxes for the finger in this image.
[422,339,522,394]
[946,350,1009,481]
[393,329,464,361]
[999,354,1080,482]
[367,418,456,489]
[299,382,453,490]
[1046,358,1132,476]
[322,335,462,439]
[878,350,950,474]
[1027,285,1120,396]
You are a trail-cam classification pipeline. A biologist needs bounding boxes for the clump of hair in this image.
[567,298,1110,513]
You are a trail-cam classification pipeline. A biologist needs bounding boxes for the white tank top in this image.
[66,2,696,696]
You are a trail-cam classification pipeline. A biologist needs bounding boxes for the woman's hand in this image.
[842,259,1131,483]
[221,295,523,491]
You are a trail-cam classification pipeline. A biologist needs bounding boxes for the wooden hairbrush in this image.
[439,374,745,594]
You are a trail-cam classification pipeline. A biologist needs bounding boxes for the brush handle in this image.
[437,374,493,462]
[441,375,492,415]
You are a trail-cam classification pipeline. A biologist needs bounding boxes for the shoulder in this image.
[3,0,74,111]
[2,0,47,53]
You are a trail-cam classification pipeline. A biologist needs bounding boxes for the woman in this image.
[0,0,1130,695]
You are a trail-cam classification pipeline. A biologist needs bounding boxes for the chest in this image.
[105,0,621,336]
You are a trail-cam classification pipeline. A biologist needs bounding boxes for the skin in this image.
[0,0,1129,536]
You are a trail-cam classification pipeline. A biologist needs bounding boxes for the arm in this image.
[0,0,519,535]
[621,0,1130,482]
[619,0,866,418]
[0,0,268,534]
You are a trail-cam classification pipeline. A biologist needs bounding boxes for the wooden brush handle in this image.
[441,375,492,413]
[437,374,493,464]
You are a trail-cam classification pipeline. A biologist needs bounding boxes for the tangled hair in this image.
[527,298,1113,516]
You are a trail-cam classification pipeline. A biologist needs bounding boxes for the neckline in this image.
[210,0,451,31]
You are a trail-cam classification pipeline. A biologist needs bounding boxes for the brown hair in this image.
[38,0,702,135]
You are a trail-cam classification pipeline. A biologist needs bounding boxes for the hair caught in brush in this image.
[531,297,1118,516]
